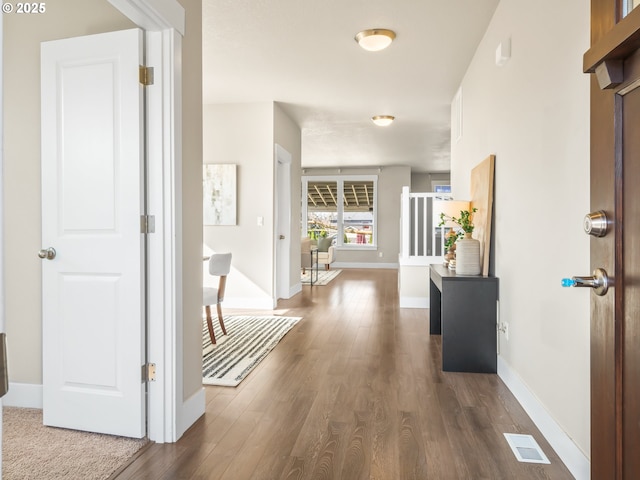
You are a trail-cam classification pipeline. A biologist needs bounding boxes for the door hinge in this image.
[139,65,154,86]
[142,363,156,382]
[140,215,155,234]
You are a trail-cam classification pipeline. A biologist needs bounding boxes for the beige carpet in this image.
[2,407,149,480]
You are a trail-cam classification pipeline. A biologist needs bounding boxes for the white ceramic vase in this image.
[455,233,481,275]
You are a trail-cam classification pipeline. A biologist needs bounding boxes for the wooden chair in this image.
[202,253,232,344]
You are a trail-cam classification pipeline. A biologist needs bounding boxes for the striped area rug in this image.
[301,268,341,285]
[202,315,301,386]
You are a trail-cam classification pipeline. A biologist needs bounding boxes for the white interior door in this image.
[41,28,146,438]
[275,145,292,300]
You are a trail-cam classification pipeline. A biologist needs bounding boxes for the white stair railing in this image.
[399,186,451,265]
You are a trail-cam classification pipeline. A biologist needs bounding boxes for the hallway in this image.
[115,269,574,479]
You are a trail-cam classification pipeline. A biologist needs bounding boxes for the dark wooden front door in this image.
[585,1,640,478]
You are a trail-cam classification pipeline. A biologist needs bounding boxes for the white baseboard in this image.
[399,296,429,308]
[288,283,302,298]
[4,382,43,408]
[224,297,275,310]
[398,257,443,267]
[332,262,398,269]
[177,386,205,440]
[497,357,589,480]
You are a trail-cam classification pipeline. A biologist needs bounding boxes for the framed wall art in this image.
[203,164,237,225]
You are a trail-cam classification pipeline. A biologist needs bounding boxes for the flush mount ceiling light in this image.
[355,29,396,52]
[372,115,395,126]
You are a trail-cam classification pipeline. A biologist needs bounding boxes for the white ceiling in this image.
[202,0,499,173]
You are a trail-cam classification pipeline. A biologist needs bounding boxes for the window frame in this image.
[302,175,378,250]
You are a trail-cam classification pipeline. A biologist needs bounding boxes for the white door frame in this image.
[1,12,5,476]
[108,0,186,443]
[275,144,292,300]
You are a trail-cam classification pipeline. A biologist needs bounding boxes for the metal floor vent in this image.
[503,433,551,464]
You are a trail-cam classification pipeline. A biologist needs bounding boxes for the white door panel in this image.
[41,28,145,438]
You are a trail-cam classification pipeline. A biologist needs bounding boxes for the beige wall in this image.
[451,0,590,456]
[3,0,135,384]
[179,0,204,402]
[202,102,302,304]
[3,0,203,408]
[303,166,411,265]
[411,172,451,192]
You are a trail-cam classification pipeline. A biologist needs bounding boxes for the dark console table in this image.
[429,264,499,373]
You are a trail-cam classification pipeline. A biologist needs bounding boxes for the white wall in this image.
[451,0,590,466]
[203,102,301,307]
[203,103,274,307]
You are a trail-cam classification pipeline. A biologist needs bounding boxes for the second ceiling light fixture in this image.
[355,29,397,127]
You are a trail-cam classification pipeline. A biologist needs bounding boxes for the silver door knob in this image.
[584,211,608,237]
[38,247,56,260]
[562,267,610,296]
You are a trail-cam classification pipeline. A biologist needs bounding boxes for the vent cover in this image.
[503,433,550,464]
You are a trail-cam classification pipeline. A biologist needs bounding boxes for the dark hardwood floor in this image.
[115,268,575,479]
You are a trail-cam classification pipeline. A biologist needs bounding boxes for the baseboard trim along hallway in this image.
[498,357,589,480]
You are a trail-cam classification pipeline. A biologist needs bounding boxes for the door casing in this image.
[275,144,292,300]
[107,0,186,443]
[1,12,5,477]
